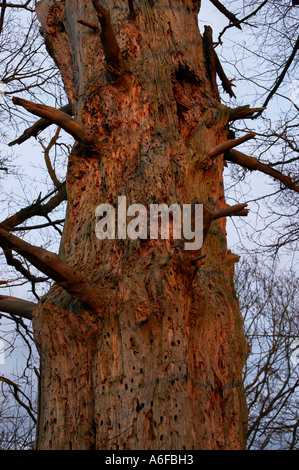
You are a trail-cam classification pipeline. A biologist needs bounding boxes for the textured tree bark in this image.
[33,0,248,450]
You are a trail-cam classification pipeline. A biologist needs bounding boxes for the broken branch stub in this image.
[12,97,95,146]
[0,228,108,313]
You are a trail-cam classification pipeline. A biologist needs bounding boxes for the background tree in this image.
[0,375,36,450]
[235,257,298,450]
[0,0,298,450]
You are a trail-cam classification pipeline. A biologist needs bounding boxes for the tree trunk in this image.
[33,0,248,450]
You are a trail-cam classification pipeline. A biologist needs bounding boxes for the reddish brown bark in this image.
[31,0,248,450]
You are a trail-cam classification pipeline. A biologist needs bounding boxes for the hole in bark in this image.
[136,402,142,412]
[151,401,154,406]
[100,420,103,426]
[160,416,163,422]
[174,415,178,421]
[125,383,128,390]
[171,341,175,347]
[177,340,180,344]
[160,435,163,441]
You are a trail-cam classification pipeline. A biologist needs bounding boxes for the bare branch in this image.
[209,0,242,29]
[206,132,256,160]
[8,104,72,147]
[0,228,109,312]
[255,35,299,117]
[0,183,67,231]
[91,0,123,70]
[190,254,207,266]
[0,377,37,423]
[218,1,269,44]
[0,1,33,11]
[228,105,266,121]
[213,49,236,98]
[214,203,249,220]
[3,247,49,287]
[10,219,65,232]
[40,126,62,188]
[0,295,36,320]
[203,25,236,98]
[226,149,299,194]
[0,0,6,36]
[12,97,95,145]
